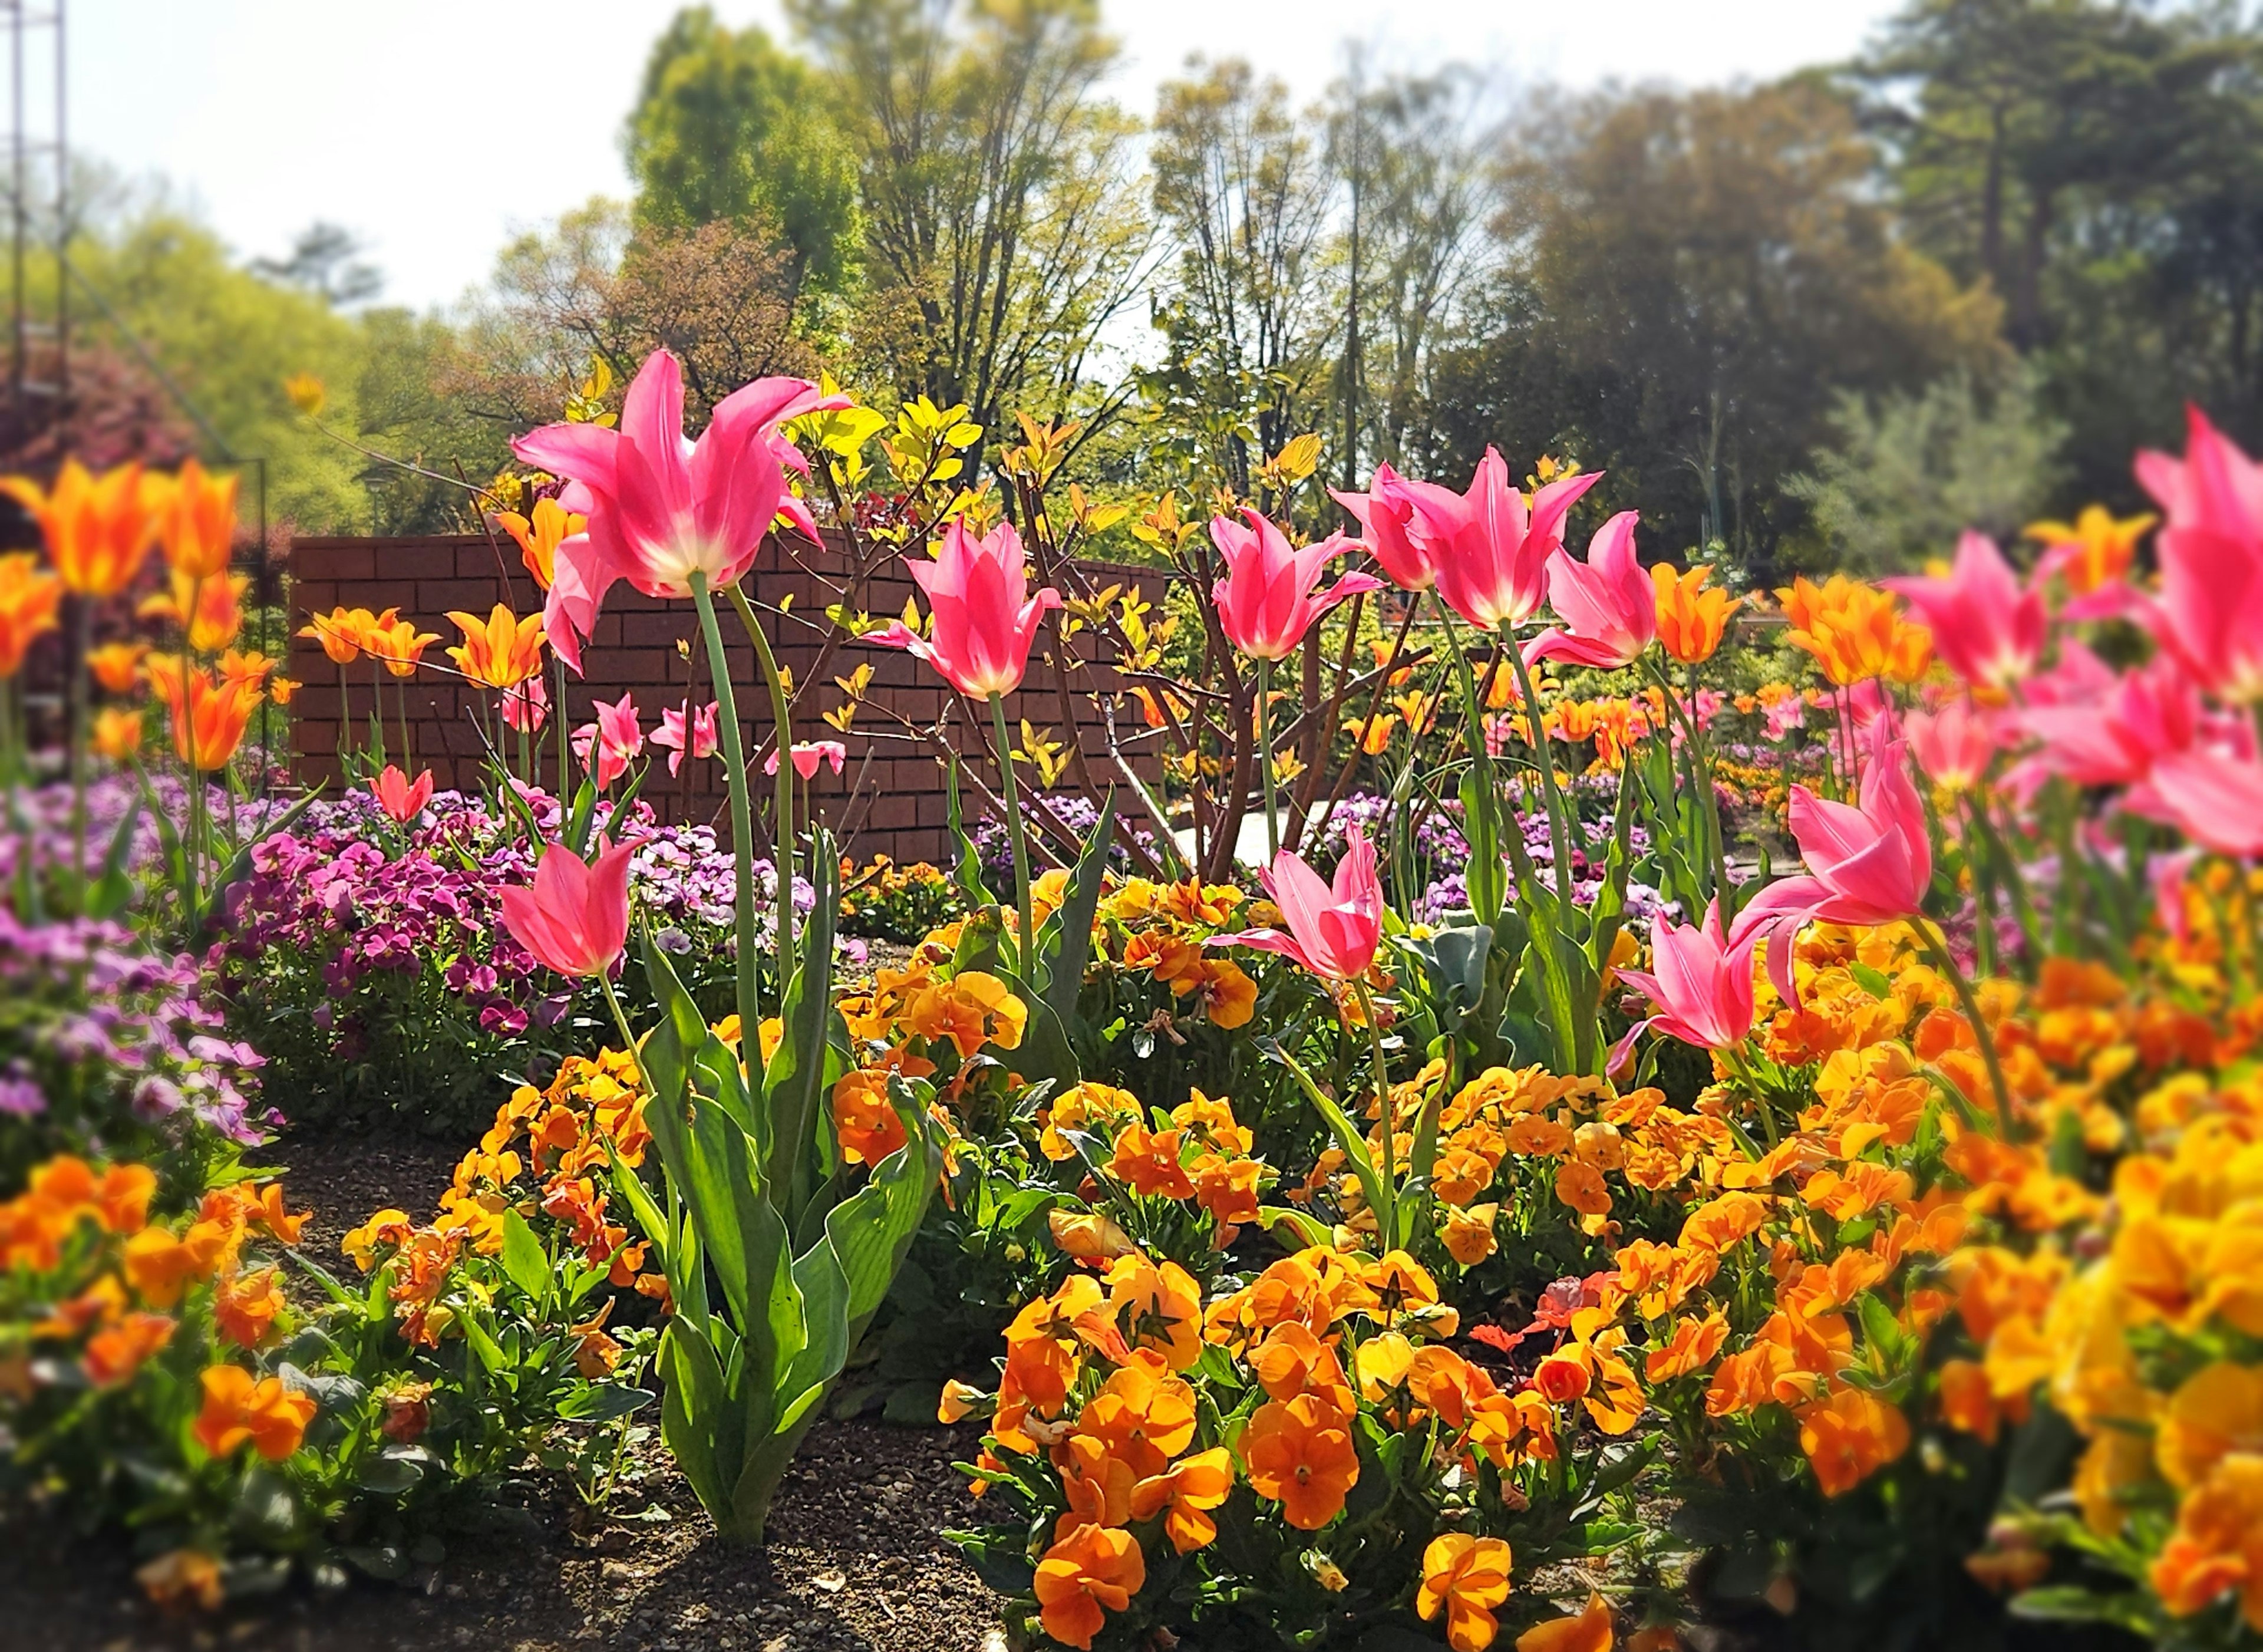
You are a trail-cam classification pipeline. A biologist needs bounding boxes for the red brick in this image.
[415,580,503,616]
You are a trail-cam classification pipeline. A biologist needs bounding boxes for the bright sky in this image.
[67,0,1901,313]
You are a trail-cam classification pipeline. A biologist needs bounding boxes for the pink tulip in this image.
[369,765,434,825]
[500,836,635,978]
[1522,512,1653,669]
[1406,447,1604,632]
[1618,901,1757,1051]
[1210,828,1384,982]
[766,739,847,779]
[1904,700,1999,791]
[2135,405,2263,704]
[500,674,549,735]
[652,700,720,776]
[2127,746,2263,857]
[572,691,644,790]
[2017,656,2199,789]
[1730,723,1932,997]
[1330,461,1460,591]
[1881,532,2046,691]
[512,350,846,671]
[1209,509,1381,661]
[867,518,1062,700]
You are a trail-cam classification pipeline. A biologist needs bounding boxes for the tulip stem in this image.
[688,573,761,1037]
[1914,916,2016,1139]
[1256,654,1279,860]
[596,971,641,1071]
[1506,638,1574,907]
[728,583,795,978]
[1351,978,1396,1248]
[989,692,1035,968]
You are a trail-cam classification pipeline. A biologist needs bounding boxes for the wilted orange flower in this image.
[445,602,546,689]
[1778,574,1931,686]
[156,457,239,579]
[1033,1521,1145,1650]
[213,1267,286,1349]
[84,1311,177,1387]
[136,1548,224,1614]
[1240,1391,1360,1528]
[1653,563,1741,665]
[1418,1532,1515,1652]
[380,1380,434,1444]
[494,496,585,593]
[192,1364,316,1460]
[146,655,260,770]
[0,550,62,677]
[138,568,248,653]
[1,459,161,596]
[86,638,147,694]
[1110,1122,1196,1199]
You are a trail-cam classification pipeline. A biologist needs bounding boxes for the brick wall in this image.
[285,530,1172,867]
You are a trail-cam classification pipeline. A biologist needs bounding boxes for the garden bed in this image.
[2,1120,1004,1652]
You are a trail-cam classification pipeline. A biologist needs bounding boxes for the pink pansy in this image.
[369,765,434,825]
[1406,447,1604,632]
[1210,508,1381,662]
[1523,511,1653,669]
[499,836,635,979]
[1882,532,2047,692]
[1617,901,1757,1051]
[572,691,644,790]
[500,674,550,734]
[1210,828,1384,983]
[1730,722,1932,998]
[2134,405,2263,704]
[765,740,847,779]
[867,518,1061,700]
[511,349,846,672]
[1763,695,1806,741]
[1330,461,1460,592]
[652,700,720,777]
[1904,700,1999,791]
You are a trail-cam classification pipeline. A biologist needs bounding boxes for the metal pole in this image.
[52,0,65,420]
[11,2,25,408]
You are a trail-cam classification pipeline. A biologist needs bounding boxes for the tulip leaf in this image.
[1459,766,1505,926]
[1039,790,1114,1026]
[658,1321,733,1521]
[1266,1040,1389,1237]
[764,829,839,1223]
[944,754,995,908]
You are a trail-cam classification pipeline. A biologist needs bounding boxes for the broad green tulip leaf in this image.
[1040,790,1114,1024]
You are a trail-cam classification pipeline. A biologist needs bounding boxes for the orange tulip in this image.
[494,496,585,593]
[1032,1521,1145,1650]
[268,675,300,706]
[296,605,385,665]
[0,459,163,596]
[92,707,144,763]
[191,1363,316,1460]
[0,550,62,677]
[86,639,147,694]
[156,457,239,580]
[362,616,440,678]
[138,568,248,654]
[218,648,274,689]
[1778,575,1931,687]
[1652,563,1741,665]
[147,655,260,770]
[445,602,546,690]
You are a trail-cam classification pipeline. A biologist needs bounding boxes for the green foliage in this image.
[1784,365,2070,572]
[625,6,861,295]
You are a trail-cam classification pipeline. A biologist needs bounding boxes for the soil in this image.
[0,1122,1010,1652]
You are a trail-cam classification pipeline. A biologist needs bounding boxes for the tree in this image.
[625,6,860,295]
[1143,58,1339,499]
[1429,78,2004,570]
[1783,366,2067,572]
[788,0,1152,447]
[250,222,384,308]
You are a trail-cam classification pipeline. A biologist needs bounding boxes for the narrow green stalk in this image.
[553,656,572,804]
[1914,916,2017,1139]
[1351,978,1396,1247]
[336,661,352,769]
[1505,638,1574,906]
[596,972,641,1067]
[1256,654,1279,860]
[727,584,796,975]
[69,597,89,885]
[688,573,761,1037]
[989,692,1035,967]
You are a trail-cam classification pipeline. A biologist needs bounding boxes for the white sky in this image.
[65,0,1901,312]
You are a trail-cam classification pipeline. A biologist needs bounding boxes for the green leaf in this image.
[499,1208,552,1308]
[1459,766,1505,925]
[766,829,840,1224]
[1040,791,1114,1026]
[945,755,995,908]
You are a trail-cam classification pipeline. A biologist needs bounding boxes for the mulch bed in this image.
[0,1120,1010,1652]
